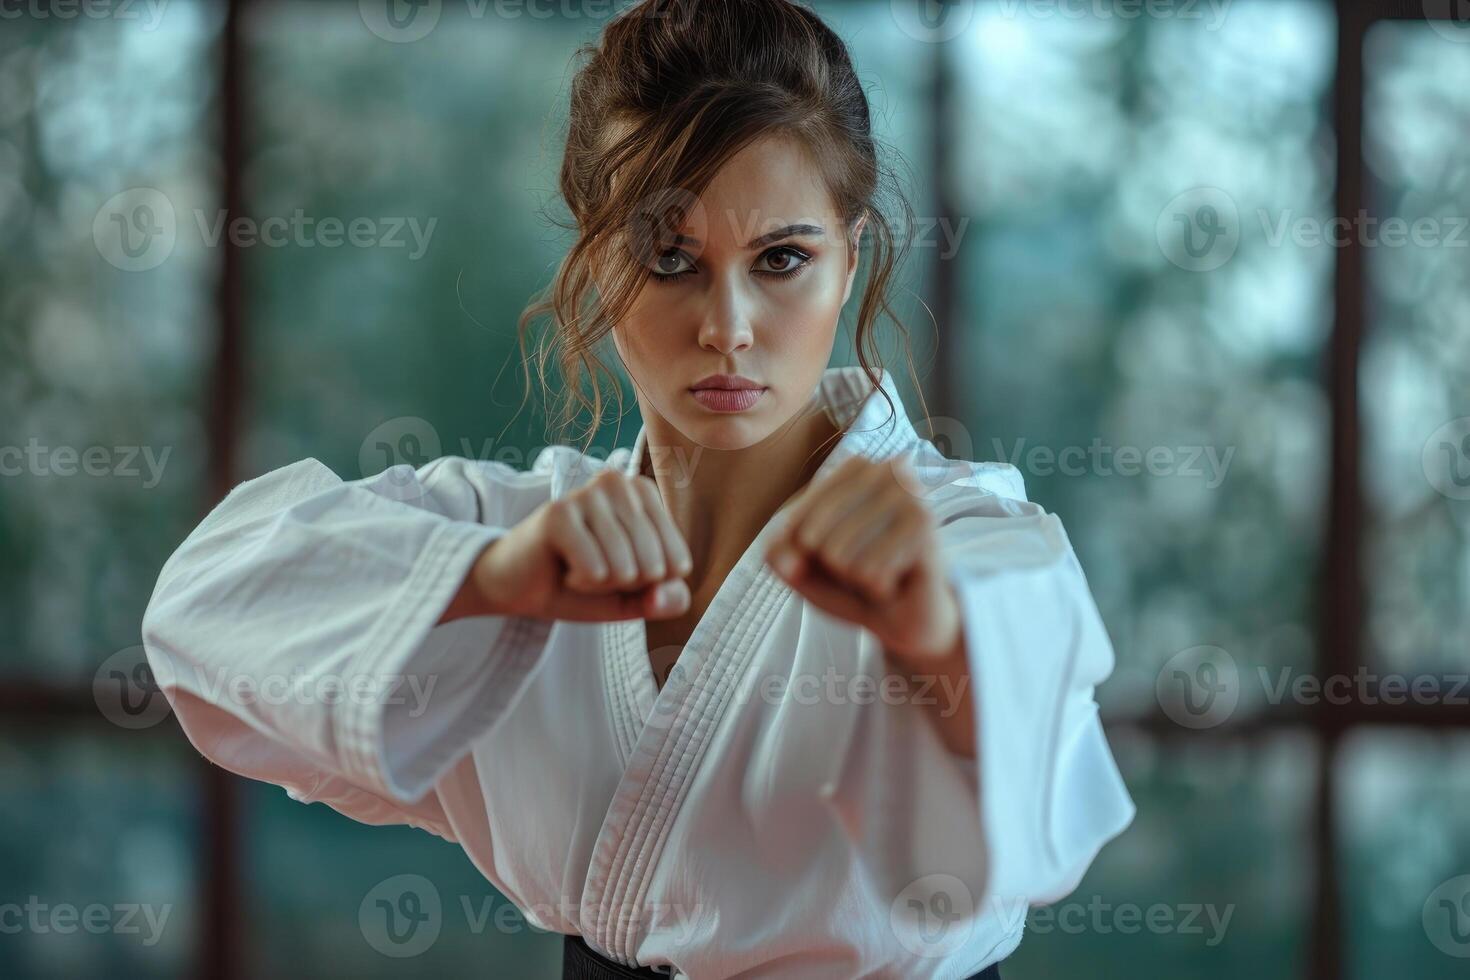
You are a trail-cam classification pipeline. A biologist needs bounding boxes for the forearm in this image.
[435,538,502,625]
[884,626,975,759]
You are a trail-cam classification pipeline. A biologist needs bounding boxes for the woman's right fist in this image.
[449,468,693,624]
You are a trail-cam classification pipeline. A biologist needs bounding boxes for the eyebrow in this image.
[666,223,826,250]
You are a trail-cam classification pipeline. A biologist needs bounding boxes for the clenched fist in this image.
[441,468,693,625]
[762,454,962,664]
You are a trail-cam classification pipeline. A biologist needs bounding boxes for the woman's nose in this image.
[693,315,752,354]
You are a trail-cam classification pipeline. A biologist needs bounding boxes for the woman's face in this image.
[611,134,865,452]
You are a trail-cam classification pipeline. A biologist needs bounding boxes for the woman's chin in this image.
[673,411,776,452]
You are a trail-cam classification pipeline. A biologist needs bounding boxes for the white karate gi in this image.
[140,364,1136,979]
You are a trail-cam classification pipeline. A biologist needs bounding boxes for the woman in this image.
[140,1,1136,976]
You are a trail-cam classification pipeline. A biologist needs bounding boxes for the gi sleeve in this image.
[936,476,1137,910]
[139,452,558,831]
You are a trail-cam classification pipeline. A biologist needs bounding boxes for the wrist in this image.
[469,537,513,617]
[885,581,964,665]
[436,538,507,625]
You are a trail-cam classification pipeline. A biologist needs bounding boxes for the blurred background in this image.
[1,0,1468,977]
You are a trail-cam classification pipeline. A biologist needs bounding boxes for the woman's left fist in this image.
[764,454,961,663]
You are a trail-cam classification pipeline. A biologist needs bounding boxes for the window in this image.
[3,2,1465,977]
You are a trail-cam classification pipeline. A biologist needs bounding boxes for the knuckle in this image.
[855,563,883,592]
[544,497,574,526]
[794,524,819,550]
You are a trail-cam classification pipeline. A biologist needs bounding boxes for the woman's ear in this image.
[841,214,867,306]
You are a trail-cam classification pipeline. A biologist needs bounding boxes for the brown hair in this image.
[511,0,932,459]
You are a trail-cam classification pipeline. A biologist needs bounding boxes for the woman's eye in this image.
[653,250,693,277]
[757,246,811,278]
[647,245,811,283]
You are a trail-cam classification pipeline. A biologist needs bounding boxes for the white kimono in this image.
[140,364,1136,979]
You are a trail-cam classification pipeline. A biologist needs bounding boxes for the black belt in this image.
[562,932,1004,979]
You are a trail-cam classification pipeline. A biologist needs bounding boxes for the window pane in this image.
[0,732,200,978]
[0,2,219,682]
[1338,730,1470,980]
[1003,729,1315,979]
[242,780,561,978]
[1360,21,1470,676]
[239,1,623,482]
[949,0,1337,724]
[808,0,940,402]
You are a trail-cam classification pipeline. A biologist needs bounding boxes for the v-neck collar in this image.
[583,365,921,967]
[600,365,918,763]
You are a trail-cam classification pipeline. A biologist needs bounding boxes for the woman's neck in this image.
[641,396,841,598]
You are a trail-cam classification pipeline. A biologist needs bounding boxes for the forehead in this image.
[604,121,838,247]
[692,135,836,243]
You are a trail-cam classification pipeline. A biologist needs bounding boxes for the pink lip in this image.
[689,373,766,413]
